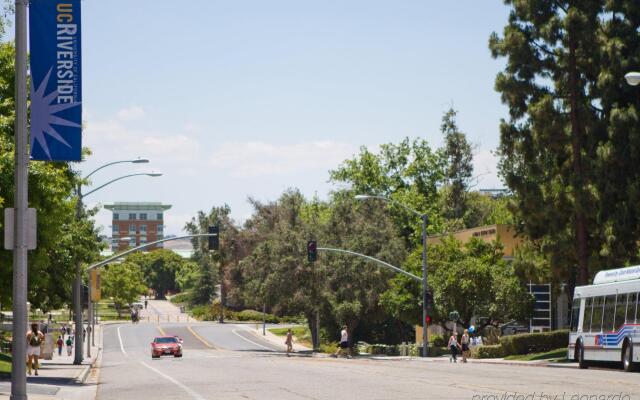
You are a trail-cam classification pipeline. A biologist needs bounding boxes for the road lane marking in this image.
[231,328,277,351]
[157,325,166,336]
[139,361,205,400]
[187,325,216,349]
[117,325,127,356]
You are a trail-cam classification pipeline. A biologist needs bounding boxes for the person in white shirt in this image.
[334,326,351,358]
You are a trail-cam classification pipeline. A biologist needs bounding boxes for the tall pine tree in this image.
[490,0,640,285]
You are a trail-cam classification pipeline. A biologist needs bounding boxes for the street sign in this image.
[90,270,101,301]
[3,208,37,250]
[29,0,82,161]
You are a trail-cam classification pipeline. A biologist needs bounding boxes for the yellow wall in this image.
[426,224,522,257]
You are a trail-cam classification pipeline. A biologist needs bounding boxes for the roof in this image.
[104,202,172,211]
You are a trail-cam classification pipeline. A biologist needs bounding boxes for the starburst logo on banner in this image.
[30,68,81,160]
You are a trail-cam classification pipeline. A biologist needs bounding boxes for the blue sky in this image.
[43,1,510,234]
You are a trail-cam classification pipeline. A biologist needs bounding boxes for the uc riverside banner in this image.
[29,0,82,161]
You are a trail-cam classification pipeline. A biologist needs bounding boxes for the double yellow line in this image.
[156,325,217,349]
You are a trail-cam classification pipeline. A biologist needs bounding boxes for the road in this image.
[97,320,640,400]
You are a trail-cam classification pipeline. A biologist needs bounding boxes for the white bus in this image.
[569,265,640,371]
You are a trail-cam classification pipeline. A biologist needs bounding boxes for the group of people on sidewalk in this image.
[283,325,353,358]
[448,329,471,363]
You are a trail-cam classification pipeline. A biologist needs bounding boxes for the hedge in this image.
[471,344,504,359]
[499,330,569,356]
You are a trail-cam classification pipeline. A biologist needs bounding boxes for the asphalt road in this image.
[96,321,640,400]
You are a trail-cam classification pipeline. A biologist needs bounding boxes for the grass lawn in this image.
[504,348,567,362]
[0,353,11,378]
[268,327,338,354]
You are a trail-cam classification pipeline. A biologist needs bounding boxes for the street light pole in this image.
[73,166,159,365]
[355,194,430,357]
[11,0,29,397]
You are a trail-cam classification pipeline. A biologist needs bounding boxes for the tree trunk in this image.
[307,312,320,351]
[567,30,589,286]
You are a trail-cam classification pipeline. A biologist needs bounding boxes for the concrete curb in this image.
[77,324,103,384]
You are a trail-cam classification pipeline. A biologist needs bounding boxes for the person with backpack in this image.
[26,323,44,375]
[56,336,64,356]
[66,335,73,356]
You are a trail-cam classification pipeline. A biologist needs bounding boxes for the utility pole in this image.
[11,1,29,398]
[421,214,429,357]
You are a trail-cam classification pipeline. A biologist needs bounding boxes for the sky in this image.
[33,1,512,235]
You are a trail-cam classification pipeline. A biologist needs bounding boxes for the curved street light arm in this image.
[84,158,149,180]
[317,247,421,282]
[82,173,160,198]
[87,233,217,271]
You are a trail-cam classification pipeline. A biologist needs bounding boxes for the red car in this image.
[151,336,182,358]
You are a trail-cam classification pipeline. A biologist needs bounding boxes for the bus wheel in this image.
[577,342,589,369]
[622,341,637,372]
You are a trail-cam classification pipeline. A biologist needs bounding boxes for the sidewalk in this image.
[0,324,102,399]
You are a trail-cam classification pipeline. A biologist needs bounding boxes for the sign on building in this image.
[29,0,82,161]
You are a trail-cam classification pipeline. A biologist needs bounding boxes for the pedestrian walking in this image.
[60,324,66,339]
[334,326,351,358]
[56,336,64,356]
[285,329,293,357]
[461,329,470,363]
[144,299,148,309]
[66,325,71,336]
[448,333,460,363]
[26,323,44,376]
[65,336,73,356]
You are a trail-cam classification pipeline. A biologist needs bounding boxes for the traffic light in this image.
[424,290,433,314]
[307,240,317,262]
[208,225,219,251]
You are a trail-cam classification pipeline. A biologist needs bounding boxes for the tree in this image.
[441,108,474,221]
[381,236,533,331]
[0,38,103,309]
[102,262,147,317]
[126,249,190,299]
[490,1,640,285]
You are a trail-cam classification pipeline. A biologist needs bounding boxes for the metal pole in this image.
[86,286,91,358]
[74,186,83,364]
[421,215,429,358]
[262,303,266,336]
[11,1,28,397]
[91,301,95,346]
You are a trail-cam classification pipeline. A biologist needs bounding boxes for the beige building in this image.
[426,224,522,257]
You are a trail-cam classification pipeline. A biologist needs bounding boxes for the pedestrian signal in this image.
[307,240,317,262]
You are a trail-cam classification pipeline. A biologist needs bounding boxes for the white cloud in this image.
[208,141,355,178]
[116,105,146,121]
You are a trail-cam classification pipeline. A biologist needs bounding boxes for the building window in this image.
[140,213,147,220]
[129,213,136,220]
[157,225,163,233]
[113,213,119,220]
[129,224,136,234]
[112,225,118,233]
[156,213,163,220]
[129,238,136,247]
[140,224,147,233]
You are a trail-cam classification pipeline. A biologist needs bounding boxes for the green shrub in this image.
[170,292,190,305]
[235,309,279,323]
[499,330,569,356]
[429,334,446,347]
[471,344,504,359]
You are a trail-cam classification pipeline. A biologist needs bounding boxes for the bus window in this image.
[583,297,593,332]
[570,298,580,332]
[591,296,603,332]
[626,293,636,323]
[635,292,640,323]
[603,295,615,332]
[614,294,627,331]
